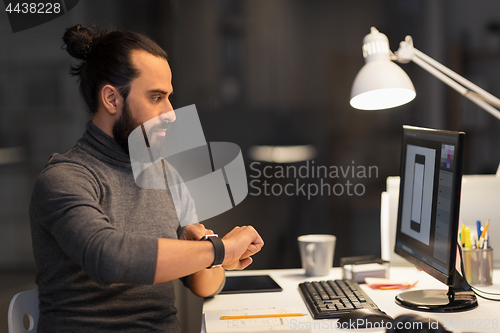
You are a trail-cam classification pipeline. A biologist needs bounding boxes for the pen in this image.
[463,226,472,279]
[479,220,490,249]
[220,313,307,320]
[464,227,471,249]
[461,225,466,247]
[476,220,482,241]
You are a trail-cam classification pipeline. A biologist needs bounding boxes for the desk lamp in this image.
[350,27,500,121]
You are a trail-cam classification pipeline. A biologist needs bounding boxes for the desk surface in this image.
[203,267,500,333]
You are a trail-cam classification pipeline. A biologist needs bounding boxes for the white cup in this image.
[298,234,336,276]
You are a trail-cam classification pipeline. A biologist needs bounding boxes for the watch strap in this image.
[202,235,225,268]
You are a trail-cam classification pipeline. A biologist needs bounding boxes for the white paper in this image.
[204,307,311,333]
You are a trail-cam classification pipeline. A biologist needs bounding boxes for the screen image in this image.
[441,144,455,169]
[401,145,435,245]
[411,154,425,233]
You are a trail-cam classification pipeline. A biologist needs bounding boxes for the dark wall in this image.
[1,0,500,273]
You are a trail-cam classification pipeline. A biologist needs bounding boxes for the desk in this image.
[203,267,500,333]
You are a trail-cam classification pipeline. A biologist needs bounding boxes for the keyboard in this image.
[298,279,382,319]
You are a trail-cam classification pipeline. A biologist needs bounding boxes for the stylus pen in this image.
[220,313,307,320]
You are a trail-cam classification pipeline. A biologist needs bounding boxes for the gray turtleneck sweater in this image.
[29,121,196,332]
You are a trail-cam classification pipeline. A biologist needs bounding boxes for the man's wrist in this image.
[200,234,225,268]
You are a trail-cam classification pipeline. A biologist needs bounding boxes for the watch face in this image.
[200,234,218,241]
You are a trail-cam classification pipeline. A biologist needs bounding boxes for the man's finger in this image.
[237,257,253,270]
[239,244,262,260]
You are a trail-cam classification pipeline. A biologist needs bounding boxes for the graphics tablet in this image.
[220,275,283,294]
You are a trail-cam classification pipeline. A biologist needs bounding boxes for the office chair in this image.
[8,289,39,333]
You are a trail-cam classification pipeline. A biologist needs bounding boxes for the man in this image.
[29,24,264,332]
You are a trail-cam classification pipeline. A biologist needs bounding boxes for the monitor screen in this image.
[395,126,463,284]
[394,126,476,312]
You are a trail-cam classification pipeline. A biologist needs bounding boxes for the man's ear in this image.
[101,85,123,116]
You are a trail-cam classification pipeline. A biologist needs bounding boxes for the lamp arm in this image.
[395,37,500,120]
[412,48,500,109]
[412,50,500,121]
[463,92,500,121]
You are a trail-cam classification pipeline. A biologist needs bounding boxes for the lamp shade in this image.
[350,27,416,110]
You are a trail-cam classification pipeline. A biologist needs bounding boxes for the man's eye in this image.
[153,96,161,102]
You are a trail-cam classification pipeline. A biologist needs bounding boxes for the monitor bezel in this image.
[394,125,465,287]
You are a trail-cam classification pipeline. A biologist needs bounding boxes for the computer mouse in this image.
[336,308,394,329]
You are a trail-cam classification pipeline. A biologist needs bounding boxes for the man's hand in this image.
[154,224,263,290]
[221,226,264,270]
[179,223,264,270]
[179,223,213,241]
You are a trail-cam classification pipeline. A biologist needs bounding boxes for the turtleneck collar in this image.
[79,121,131,165]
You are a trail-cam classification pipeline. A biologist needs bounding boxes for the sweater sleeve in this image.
[163,162,198,228]
[30,162,158,285]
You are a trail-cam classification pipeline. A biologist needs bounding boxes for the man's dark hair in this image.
[62,24,168,113]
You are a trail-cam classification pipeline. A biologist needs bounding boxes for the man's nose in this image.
[160,101,176,122]
[160,110,176,123]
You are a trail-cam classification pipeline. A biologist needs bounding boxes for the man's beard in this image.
[112,99,139,155]
[112,100,171,156]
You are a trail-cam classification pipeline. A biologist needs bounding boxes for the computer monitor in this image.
[394,125,477,312]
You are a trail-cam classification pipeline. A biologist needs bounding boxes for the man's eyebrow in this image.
[147,89,173,95]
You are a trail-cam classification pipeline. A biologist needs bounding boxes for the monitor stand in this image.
[395,268,477,312]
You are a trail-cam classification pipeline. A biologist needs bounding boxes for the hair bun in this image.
[62,24,95,60]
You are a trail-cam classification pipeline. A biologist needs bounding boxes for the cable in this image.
[470,286,500,295]
[471,290,500,301]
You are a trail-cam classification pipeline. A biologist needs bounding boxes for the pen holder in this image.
[462,248,493,286]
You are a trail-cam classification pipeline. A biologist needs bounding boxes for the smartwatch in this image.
[200,234,225,268]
